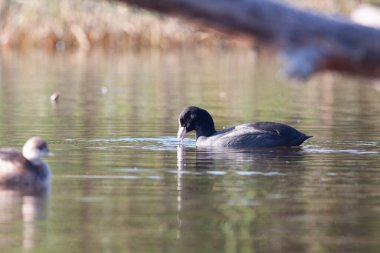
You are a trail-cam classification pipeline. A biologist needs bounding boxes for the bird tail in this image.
[291,134,312,146]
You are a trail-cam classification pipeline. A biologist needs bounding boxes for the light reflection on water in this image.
[89,136,188,151]
[0,50,379,252]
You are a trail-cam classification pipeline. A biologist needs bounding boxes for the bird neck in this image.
[22,149,42,166]
[195,124,216,139]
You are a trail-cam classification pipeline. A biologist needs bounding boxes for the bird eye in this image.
[38,143,48,151]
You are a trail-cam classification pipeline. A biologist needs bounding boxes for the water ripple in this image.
[111,168,154,173]
[64,175,156,180]
[206,171,227,175]
[90,136,195,151]
[305,148,378,155]
[167,170,202,175]
[236,171,284,176]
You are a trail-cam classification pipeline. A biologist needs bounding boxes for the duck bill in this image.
[177,127,187,141]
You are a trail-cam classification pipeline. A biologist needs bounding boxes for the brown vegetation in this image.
[0,0,375,52]
[0,0,240,51]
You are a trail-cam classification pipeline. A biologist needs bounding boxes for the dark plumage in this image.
[177,106,312,148]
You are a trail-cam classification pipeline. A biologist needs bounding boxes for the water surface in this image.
[0,50,379,253]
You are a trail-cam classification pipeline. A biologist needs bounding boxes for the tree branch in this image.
[115,0,380,79]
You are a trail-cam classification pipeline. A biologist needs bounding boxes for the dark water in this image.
[0,50,380,253]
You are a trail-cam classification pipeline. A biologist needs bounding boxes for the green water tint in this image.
[0,50,379,253]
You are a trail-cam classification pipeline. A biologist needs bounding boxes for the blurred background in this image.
[1,1,380,253]
[0,0,378,52]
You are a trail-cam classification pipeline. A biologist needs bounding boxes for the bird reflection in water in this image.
[0,185,48,250]
[176,145,307,244]
[178,145,307,172]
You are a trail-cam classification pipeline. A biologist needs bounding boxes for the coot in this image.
[177,106,311,148]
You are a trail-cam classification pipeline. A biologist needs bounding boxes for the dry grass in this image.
[0,0,235,51]
[0,0,374,52]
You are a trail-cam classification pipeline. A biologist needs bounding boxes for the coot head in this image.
[22,137,52,165]
[177,106,216,140]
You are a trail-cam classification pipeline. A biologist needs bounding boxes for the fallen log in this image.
[115,0,380,80]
